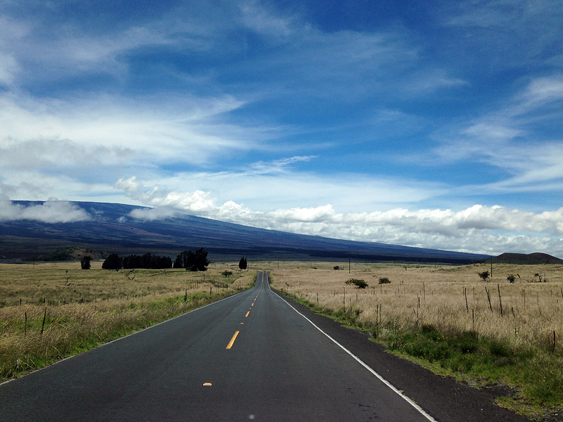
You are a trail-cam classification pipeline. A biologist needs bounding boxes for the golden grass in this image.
[269,261,563,352]
[0,261,254,379]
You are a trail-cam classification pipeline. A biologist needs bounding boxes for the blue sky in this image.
[1,0,563,256]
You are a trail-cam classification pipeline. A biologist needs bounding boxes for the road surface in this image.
[0,272,526,421]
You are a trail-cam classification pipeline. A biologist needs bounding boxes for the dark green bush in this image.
[345,278,368,289]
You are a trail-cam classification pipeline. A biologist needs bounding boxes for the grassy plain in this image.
[0,261,254,380]
[267,261,563,420]
[3,259,563,418]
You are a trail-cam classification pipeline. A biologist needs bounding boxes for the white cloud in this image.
[0,93,253,173]
[513,75,563,115]
[431,74,563,192]
[114,176,144,195]
[444,0,563,68]
[115,164,442,213]
[0,53,18,86]
[0,170,122,203]
[0,199,90,223]
[128,207,179,221]
[240,1,295,40]
[248,155,317,174]
[113,175,563,255]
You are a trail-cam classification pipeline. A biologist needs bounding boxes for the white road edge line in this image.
[271,279,437,422]
[0,289,245,387]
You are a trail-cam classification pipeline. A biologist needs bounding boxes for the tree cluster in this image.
[102,253,122,270]
[173,248,210,271]
[123,253,172,269]
[102,253,173,270]
[102,249,210,271]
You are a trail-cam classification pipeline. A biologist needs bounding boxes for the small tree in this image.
[478,270,490,281]
[378,277,391,284]
[507,274,516,283]
[239,257,247,270]
[80,256,91,270]
[222,270,233,277]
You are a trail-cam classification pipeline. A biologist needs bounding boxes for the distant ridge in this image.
[493,252,563,265]
[1,201,489,264]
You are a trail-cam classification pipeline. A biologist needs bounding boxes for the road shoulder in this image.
[272,288,530,422]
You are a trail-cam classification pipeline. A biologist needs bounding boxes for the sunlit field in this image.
[0,261,254,380]
[269,261,563,349]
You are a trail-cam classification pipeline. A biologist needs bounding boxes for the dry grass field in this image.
[269,261,563,349]
[0,261,254,380]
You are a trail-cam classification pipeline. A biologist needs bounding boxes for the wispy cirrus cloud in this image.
[431,74,563,194]
[443,0,563,68]
[0,93,253,172]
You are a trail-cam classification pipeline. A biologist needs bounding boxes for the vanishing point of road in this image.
[0,272,527,421]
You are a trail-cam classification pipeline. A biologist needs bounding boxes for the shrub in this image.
[507,274,516,283]
[345,278,368,289]
[222,271,233,277]
[334,266,340,270]
[478,270,490,281]
[379,277,391,284]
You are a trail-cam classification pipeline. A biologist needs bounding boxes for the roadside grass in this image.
[270,261,563,420]
[0,262,255,381]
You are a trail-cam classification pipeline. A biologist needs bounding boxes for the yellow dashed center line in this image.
[226,331,240,349]
[225,278,267,351]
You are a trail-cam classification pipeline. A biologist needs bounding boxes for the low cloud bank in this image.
[0,199,91,223]
[128,207,180,221]
[116,177,563,256]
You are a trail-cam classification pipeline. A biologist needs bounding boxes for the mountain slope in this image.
[492,253,563,265]
[1,201,488,263]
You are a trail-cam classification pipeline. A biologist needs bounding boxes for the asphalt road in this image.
[0,272,527,421]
